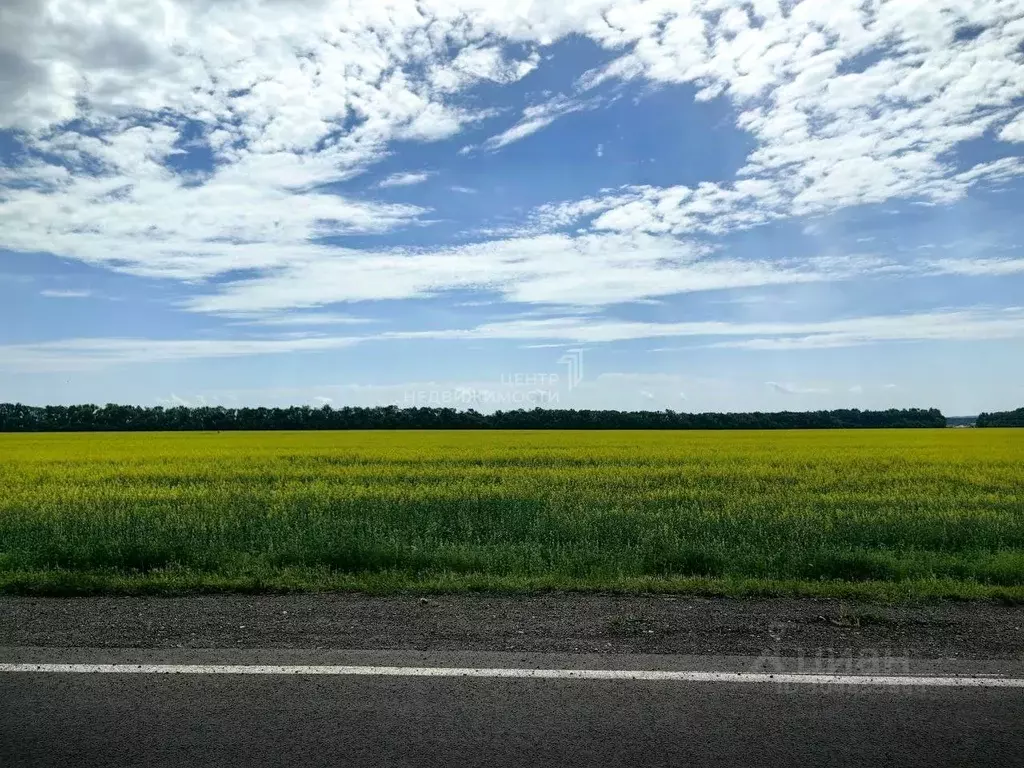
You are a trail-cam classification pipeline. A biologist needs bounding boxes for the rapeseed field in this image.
[1,429,1021,598]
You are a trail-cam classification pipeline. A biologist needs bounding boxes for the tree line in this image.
[976,408,1024,427]
[0,403,949,431]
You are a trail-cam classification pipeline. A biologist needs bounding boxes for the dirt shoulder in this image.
[2,594,1022,659]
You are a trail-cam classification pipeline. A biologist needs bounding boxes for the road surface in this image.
[1,595,1022,766]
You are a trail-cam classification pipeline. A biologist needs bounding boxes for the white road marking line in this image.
[0,664,1022,686]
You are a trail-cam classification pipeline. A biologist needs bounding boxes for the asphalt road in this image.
[2,649,1023,768]
[2,596,1022,767]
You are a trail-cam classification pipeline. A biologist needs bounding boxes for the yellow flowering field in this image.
[1,429,1021,598]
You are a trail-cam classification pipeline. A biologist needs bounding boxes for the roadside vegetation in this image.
[1,429,1022,599]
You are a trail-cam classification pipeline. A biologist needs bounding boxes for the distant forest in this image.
[976,408,1024,428]
[0,403,953,431]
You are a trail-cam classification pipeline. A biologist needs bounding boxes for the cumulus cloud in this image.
[2,0,1024,355]
[429,45,540,93]
[571,0,1024,230]
[0,0,530,281]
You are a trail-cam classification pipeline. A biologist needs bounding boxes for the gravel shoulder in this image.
[2,594,1022,659]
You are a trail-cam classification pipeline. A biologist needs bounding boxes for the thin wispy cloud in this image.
[377,171,434,188]
[5,307,1024,374]
[40,289,92,298]
[480,96,598,151]
[766,381,829,395]
[928,258,1024,277]
[224,312,375,327]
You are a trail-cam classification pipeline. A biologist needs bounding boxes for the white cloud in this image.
[378,171,434,188]
[5,306,1024,373]
[429,45,540,92]
[224,312,375,327]
[182,233,890,313]
[391,307,1024,348]
[929,258,1024,277]
[40,288,92,298]
[587,181,790,236]
[451,185,477,194]
[0,335,363,372]
[0,1,541,280]
[156,393,193,407]
[3,2,1022,235]
[999,110,1024,143]
[479,95,598,151]
[568,0,1024,236]
[0,145,429,279]
[953,157,1024,186]
[2,0,1024,363]
[766,381,830,395]
[529,189,643,230]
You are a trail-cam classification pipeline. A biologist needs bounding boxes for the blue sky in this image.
[2,0,1024,414]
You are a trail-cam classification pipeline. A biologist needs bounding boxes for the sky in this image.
[1,0,1024,415]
